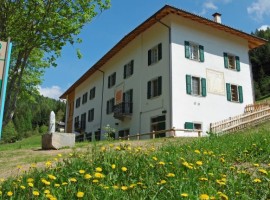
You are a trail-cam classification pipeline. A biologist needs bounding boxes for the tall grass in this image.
[0,124,269,199]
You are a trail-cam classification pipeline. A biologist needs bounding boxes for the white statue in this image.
[49,111,55,133]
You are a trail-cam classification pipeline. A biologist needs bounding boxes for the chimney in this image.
[212,12,222,23]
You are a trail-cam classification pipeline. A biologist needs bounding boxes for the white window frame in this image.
[89,87,95,100]
[189,42,199,61]
[124,60,133,79]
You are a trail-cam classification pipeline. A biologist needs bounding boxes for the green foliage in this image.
[250,28,270,99]
[0,124,269,199]
[2,121,18,143]
[39,125,48,134]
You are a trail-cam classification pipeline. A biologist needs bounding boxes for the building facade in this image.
[60,5,266,139]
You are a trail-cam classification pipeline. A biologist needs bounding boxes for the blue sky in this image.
[39,0,270,99]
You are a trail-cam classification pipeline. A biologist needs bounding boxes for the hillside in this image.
[0,123,269,199]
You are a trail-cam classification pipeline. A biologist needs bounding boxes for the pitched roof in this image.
[60,4,267,99]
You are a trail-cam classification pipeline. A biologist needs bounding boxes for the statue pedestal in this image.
[42,132,75,150]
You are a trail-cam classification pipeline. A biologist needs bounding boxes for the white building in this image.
[60,5,266,139]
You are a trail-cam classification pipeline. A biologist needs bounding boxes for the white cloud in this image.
[199,0,230,15]
[258,25,270,31]
[247,0,270,21]
[38,85,63,100]
[204,2,218,10]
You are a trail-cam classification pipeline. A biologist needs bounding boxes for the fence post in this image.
[152,131,155,139]
[127,135,130,141]
[136,133,140,140]
[198,130,201,137]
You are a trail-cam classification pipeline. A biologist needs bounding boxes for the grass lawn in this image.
[0,123,269,199]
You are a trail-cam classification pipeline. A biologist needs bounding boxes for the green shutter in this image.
[201,78,207,97]
[123,64,127,79]
[186,75,192,95]
[0,79,2,97]
[185,41,190,59]
[224,53,229,69]
[147,81,151,99]
[199,45,204,62]
[236,56,240,71]
[130,89,133,113]
[226,83,231,101]
[148,49,152,66]
[185,122,194,129]
[158,76,162,96]
[238,86,243,103]
[106,101,109,114]
[158,43,162,61]
[131,60,134,75]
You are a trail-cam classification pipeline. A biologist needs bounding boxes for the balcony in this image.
[113,102,133,120]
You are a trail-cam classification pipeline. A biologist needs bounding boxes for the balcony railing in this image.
[113,102,133,120]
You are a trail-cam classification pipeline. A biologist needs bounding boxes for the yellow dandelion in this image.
[199,194,210,200]
[196,161,203,166]
[27,178,34,183]
[54,183,60,187]
[130,183,136,188]
[33,191,39,196]
[166,173,175,177]
[152,156,158,161]
[258,169,268,175]
[95,167,102,172]
[0,191,2,195]
[115,146,121,151]
[7,191,13,197]
[159,161,165,165]
[253,178,262,183]
[57,154,62,157]
[253,163,259,167]
[220,158,225,163]
[93,179,99,183]
[94,172,105,178]
[160,180,166,184]
[44,190,50,194]
[77,191,84,198]
[101,146,106,151]
[113,185,119,189]
[31,163,37,168]
[235,192,240,195]
[45,161,52,167]
[48,174,56,180]
[20,185,26,190]
[121,186,128,190]
[199,177,208,181]
[84,174,92,179]
[181,193,189,197]
[28,182,34,187]
[218,192,228,200]
[111,164,116,169]
[69,178,77,182]
[194,149,201,154]
[121,167,127,172]
[79,170,85,174]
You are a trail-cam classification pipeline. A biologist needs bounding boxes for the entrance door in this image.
[151,115,166,138]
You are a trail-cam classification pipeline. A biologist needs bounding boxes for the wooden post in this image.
[152,131,155,139]
[127,135,130,141]
[198,131,201,137]
[136,133,140,140]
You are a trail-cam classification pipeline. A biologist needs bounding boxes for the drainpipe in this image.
[155,18,173,130]
[96,68,105,133]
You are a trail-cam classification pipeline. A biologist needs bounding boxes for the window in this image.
[75,97,81,108]
[123,89,133,113]
[82,92,88,104]
[106,98,115,114]
[108,72,116,88]
[148,43,162,65]
[89,87,96,100]
[185,41,204,62]
[186,75,207,97]
[224,53,240,71]
[147,76,162,99]
[80,113,86,130]
[118,129,129,139]
[124,60,134,79]
[151,115,166,138]
[226,83,243,103]
[88,108,94,122]
[185,122,202,130]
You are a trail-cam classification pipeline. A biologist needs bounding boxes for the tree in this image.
[0,0,110,127]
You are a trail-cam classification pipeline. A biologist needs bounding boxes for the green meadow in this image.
[0,123,269,200]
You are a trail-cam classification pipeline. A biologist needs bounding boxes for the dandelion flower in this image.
[121,167,127,172]
[95,167,102,172]
[54,183,60,187]
[79,170,85,174]
[27,178,34,183]
[194,150,201,154]
[20,185,26,190]
[7,191,13,196]
[84,174,92,179]
[94,172,105,178]
[28,182,34,187]
[69,178,77,182]
[33,191,39,196]
[113,185,119,189]
[253,178,262,183]
[159,161,165,165]
[111,164,116,169]
[152,156,158,161]
[44,190,50,194]
[57,154,62,157]
[121,186,128,190]
[196,161,203,166]
[199,194,210,200]
[160,180,166,184]
[166,173,175,177]
[181,193,189,197]
[258,169,268,175]
[93,179,99,183]
[199,177,208,181]
[253,163,259,167]
[77,192,84,198]
[48,174,56,180]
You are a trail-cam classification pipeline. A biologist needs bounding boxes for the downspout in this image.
[96,68,105,133]
[155,18,173,130]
